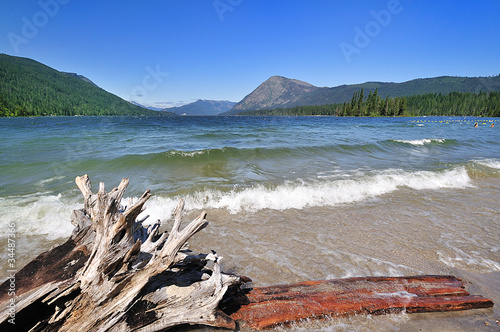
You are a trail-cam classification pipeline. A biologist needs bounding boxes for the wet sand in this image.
[181,178,500,330]
[2,179,498,331]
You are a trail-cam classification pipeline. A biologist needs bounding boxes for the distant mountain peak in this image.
[164,99,236,116]
[229,76,319,112]
[226,74,500,114]
[267,75,316,87]
[62,72,97,86]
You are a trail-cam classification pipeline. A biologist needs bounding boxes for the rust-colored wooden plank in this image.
[228,275,494,330]
[244,275,468,302]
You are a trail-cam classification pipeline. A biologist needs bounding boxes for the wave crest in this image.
[474,159,500,170]
[144,167,472,216]
[392,138,446,146]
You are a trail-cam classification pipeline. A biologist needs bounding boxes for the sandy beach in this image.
[1,116,499,330]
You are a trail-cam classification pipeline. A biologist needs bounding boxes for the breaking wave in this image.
[143,167,472,217]
[0,164,489,240]
[474,158,500,170]
[391,138,447,146]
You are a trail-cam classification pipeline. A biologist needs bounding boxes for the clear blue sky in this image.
[1,0,500,108]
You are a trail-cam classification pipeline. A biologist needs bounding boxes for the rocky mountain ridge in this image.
[226,74,500,114]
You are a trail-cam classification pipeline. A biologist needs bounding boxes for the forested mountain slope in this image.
[0,54,169,117]
[226,75,500,114]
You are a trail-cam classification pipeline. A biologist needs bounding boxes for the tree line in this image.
[0,54,165,117]
[240,89,500,117]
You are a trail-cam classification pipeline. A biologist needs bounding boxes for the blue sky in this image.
[1,0,500,108]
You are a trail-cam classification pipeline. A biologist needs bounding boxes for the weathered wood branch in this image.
[0,175,244,331]
[225,275,494,330]
[0,176,494,331]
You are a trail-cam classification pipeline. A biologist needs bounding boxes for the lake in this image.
[1,115,499,331]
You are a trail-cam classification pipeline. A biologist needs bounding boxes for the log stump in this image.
[0,175,494,331]
[0,175,244,331]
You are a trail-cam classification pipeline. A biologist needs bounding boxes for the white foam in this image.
[437,250,500,272]
[166,150,208,158]
[0,168,473,242]
[0,193,77,239]
[36,175,66,185]
[324,250,419,280]
[475,158,500,170]
[141,167,471,217]
[394,138,445,145]
[374,291,418,299]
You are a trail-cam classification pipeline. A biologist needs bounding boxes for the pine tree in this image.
[398,98,408,116]
[357,88,364,116]
[384,96,390,116]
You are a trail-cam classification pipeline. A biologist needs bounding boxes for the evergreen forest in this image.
[241,88,500,117]
[0,54,168,117]
[1,53,499,118]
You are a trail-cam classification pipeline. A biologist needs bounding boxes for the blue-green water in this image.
[1,116,499,330]
[1,116,498,197]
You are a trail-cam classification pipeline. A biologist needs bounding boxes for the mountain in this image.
[225,75,500,114]
[229,76,319,114]
[164,99,236,115]
[0,54,174,117]
[129,101,166,112]
[62,72,97,86]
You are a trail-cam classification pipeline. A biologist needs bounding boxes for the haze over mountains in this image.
[163,99,236,116]
[0,54,172,116]
[225,75,500,114]
[1,54,500,117]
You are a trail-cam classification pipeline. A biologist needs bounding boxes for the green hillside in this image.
[226,75,500,114]
[240,89,500,117]
[298,76,500,107]
[165,99,236,115]
[0,54,170,117]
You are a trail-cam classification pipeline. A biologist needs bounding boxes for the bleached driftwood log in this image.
[0,175,494,331]
[0,175,244,331]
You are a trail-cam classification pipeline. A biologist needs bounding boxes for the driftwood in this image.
[0,175,244,331]
[225,275,494,330]
[0,176,494,331]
